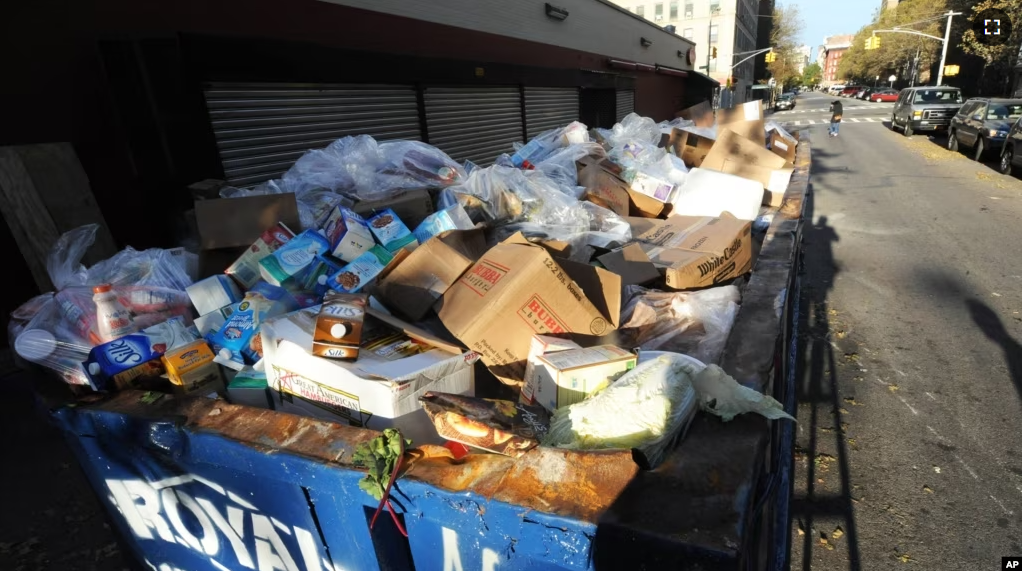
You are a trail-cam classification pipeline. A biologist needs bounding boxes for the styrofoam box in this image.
[669,167,765,221]
[260,308,476,444]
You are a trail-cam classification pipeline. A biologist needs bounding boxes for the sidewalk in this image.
[0,352,128,571]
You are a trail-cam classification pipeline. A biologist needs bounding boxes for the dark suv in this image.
[948,98,1022,161]
[890,87,964,136]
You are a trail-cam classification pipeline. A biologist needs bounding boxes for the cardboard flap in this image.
[677,101,715,127]
[557,259,622,328]
[195,194,300,250]
[596,243,660,286]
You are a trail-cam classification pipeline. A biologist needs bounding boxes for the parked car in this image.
[948,97,1022,161]
[841,85,864,97]
[857,88,874,100]
[775,93,796,110]
[828,84,846,95]
[852,88,868,99]
[890,86,964,136]
[999,116,1022,175]
[869,88,899,102]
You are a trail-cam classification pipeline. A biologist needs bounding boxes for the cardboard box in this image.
[623,213,753,289]
[353,188,434,230]
[521,335,582,404]
[261,307,477,445]
[322,206,375,262]
[768,130,799,164]
[528,345,637,412]
[717,100,766,147]
[375,229,487,321]
[437,233,621,384]
[676,101,715,127]
[596,242,662,286]
[578,162,670,218]
[227,369,273,409]
[225,223,295,288]
[667,128,716,169]
[700,129,794,206]
[195,194,301,250]
[162,340,223,389]
[186,275,243,316]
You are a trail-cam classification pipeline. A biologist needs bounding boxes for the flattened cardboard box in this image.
[438,233,621,384]
[717,100,766,147]
[375,229,487,321]
[596,242,660,286]
[621,213,753,289]
[769,130,799,164]
[701,129,794,207]
[667,128,715,168]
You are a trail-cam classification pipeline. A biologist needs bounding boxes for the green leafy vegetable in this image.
[351,428,411,501]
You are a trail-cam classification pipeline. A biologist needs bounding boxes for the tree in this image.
[838,0,949,85]
[767,5,806,89]
[802,62,823,87]
[958,0,1022,95]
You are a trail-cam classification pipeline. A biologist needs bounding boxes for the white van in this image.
[828,85,846,95]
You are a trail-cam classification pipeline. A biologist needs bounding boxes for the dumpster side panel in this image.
[54,401,600,571]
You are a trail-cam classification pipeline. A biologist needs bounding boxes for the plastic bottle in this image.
[93,284,137,342]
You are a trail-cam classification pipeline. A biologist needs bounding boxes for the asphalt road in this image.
[788,90,1022,569]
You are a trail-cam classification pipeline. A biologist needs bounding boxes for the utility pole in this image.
[936,10,961,86]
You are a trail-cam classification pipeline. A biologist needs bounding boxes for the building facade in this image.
[819,34,853,85]
[611,0,761,103]
[795,44,811,75]
[882,0,900,11]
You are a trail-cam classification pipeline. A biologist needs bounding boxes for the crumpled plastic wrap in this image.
[693,364,795,421]
[438,165,583,227]
[534,142,605,189]
[510,122,590,168]
[765,121,798,147]
[617,285,741,364]
[370,140,465,199]
[608,113,662,148]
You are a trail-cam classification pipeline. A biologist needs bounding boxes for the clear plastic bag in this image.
[535,142,605,189]
[440,165,584,227]
[608,113,662,148]
[282,135,381,196]
[617,285,741,364]
[365,141,465,200]
[510,122,590,168]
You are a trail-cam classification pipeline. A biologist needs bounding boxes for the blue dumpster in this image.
[49,135,810,571]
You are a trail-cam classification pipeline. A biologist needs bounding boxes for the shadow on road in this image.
[791,181,863,571]
[914,269,1022,405]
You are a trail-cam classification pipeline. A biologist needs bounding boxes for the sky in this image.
[783,0,878,62]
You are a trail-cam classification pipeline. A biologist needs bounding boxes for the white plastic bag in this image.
[608,113,662,148]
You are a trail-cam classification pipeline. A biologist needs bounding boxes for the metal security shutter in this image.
[204,83,421,187]
[616,90,636,121]
[524,87,580,139]
[424,87,523,166]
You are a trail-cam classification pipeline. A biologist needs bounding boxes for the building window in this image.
[683,27,694,39]
[670,1,678,20]
[710,0,720,14]
[709,24,719,44]
[654,3,663,21]
[684,2,693,18]
[636,5,645,17]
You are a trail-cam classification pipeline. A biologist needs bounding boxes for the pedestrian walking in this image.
[830,100,843,137]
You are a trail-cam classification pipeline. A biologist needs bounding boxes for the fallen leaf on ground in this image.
[923,485,933,493]
[843,397,862,406]
[899,554,913,563]
[934,466,941,473]
[832,526,844,540]
[888,385,899,392]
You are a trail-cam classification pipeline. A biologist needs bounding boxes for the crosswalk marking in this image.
[775,116,889,128]
[807,119,816,125]
[773,104,892,115]
[850,118,860,122]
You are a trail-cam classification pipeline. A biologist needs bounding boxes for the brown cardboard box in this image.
[437,233,622,384]
[676,101,715,127]
[353,188,434,229]
[768,130,799,164]
[667,128,716,168]
[578,162,671,218]
[375,229,487,321]
[700,129,794,207]
[596,243,661,286]
[717,100,766,147]
[195,193,301,250]
[623,213,753,289]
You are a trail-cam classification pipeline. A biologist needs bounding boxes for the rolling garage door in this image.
[424,87,524,166]
[616,89,635,122]
[524,87,580,139]
[203,83,422,187]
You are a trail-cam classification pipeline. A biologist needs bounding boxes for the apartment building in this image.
[612,0,761,103]
[819,34,853,85]
[795,44,812,75]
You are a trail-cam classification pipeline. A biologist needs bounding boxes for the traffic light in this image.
[765,50,776,63]
[865,36,881,50]
[712,46,718,59]
[872,36,881,49]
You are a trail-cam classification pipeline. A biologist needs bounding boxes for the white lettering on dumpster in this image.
[105,475,337,571]
[442,527,500,571]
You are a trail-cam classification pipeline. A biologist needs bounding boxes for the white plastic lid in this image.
[89,362,101,375]
[14,329,56,363]
[317,274,328,286]
[219,348,233,360]
[330,323,349,339]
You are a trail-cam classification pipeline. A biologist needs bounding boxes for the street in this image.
[788,90,1022,569]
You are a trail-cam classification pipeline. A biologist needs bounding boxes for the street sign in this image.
[944,64,960,76]
[768,78,776,87]
[889,74,897,82]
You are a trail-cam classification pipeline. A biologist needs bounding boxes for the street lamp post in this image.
[869,10,961,87]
